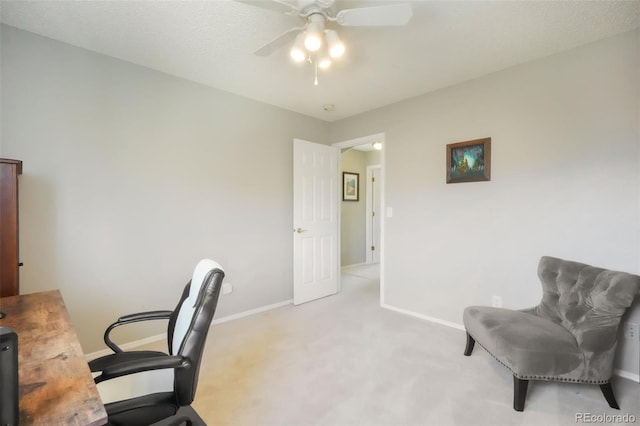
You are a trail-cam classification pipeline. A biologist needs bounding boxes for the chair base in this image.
[149,406,207,426]
[463,333,621,412]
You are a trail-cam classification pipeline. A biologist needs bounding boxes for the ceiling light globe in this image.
[318,57,332,69]
[290,48,306,62]
[329,43,345,59]
[304,33,322,52]
[325,30,345,59]
[290,32,307,63]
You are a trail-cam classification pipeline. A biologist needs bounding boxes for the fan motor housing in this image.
[299,0,335,18]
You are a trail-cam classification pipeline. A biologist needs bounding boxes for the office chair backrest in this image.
[167,259,225,405]
[0,327,19,426]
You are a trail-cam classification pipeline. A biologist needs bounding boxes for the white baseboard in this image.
[381,302,639,382]
[381,302,465,331]
[614,368,640,383]
[212,299,292,325]
[86,299,293,361]
[341,262,368,270]
[86,334,166,361]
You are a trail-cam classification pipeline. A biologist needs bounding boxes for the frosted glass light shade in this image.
[304,32,322,52]
[290,33,306,62]
[325,30,345,58]
[304,17,324,52]
[318,56,332,69]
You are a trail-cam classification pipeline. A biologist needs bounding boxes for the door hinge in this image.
[372,211,375,217]
[371,246,376,251]
[372,176,375,183]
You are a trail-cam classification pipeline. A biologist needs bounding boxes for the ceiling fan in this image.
[237,0,413,84]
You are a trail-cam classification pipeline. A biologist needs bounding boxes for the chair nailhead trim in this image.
[469,336,609,385]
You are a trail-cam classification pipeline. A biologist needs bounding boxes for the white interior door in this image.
[293,139,339,305]
[366,165,382,264]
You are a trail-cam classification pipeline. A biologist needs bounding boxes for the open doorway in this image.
[333,133,385,304]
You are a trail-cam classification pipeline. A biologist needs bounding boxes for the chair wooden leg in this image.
[513,376,529,412]
[464,332,475,356]
[600,383,620,409]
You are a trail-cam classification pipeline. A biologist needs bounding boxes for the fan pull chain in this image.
[314,58,319,86]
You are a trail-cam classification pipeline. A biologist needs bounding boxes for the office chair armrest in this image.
[118,310,173,323]
[95,355,189,384]
[104,310,173,353]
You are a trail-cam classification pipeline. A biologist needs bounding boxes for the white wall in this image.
[0,25,329,353]
[330,29,640,376]
[340,149,367,266]
[366,150,381,166]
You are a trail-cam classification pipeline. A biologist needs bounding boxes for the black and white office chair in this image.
[89,259,225,426]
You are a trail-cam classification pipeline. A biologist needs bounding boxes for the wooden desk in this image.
[0,290,107,425]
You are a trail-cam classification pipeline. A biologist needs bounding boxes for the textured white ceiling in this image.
[1,0,639,122]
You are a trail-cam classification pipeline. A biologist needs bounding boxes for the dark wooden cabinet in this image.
[1,159,22,297]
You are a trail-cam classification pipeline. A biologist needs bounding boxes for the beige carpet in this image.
[137,264,640,425]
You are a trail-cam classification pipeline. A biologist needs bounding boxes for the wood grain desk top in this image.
[0,290,107,425]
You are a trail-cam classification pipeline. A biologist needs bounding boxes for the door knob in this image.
[294,228,308,233]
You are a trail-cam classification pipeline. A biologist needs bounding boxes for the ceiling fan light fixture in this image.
[304,14,324,52]
[290,33,307,62]
[246,0,414,87]
[325,30,345,59]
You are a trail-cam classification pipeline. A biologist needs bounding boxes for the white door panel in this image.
[293,139,339,305]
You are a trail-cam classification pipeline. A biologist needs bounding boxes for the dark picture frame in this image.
[446,137,491,183]
[342,172,359,201]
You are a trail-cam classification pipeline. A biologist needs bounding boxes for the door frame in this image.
[366,164,382,265]
[332,133,386,306]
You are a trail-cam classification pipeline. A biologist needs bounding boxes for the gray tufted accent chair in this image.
[463,256,640,411]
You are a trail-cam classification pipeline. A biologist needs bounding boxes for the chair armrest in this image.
[104,310,173,353]
[94,354,189,384]
[117,310,173,323]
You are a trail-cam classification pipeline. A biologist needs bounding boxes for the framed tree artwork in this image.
[342,172,359,201]
[446,137,491,183]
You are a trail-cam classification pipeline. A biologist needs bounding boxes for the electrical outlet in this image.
[492,296,502,308]
[222,283,233,295]
[623,322,639,340]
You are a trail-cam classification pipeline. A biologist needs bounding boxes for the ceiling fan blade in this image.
[234,0,297,14]
[335,3,413,26]
[254,27,302,56]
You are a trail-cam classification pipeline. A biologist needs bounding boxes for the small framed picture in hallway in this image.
[343,172,359,201]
